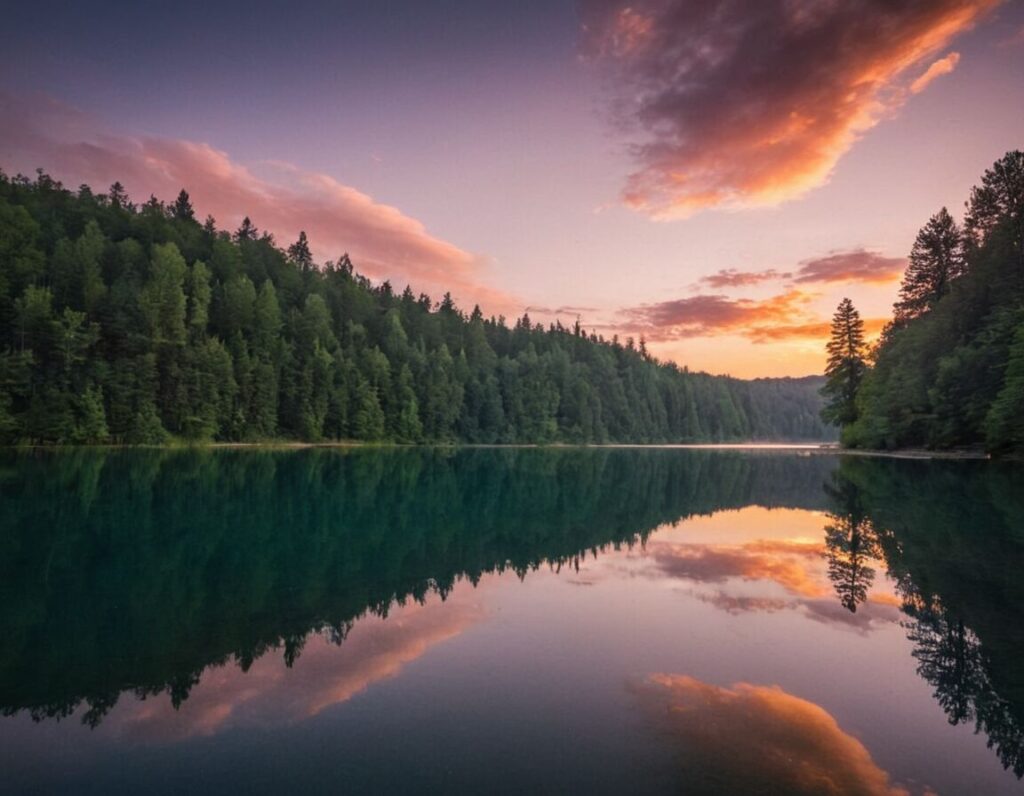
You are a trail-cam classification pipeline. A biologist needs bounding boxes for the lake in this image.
[0,448,1022,794]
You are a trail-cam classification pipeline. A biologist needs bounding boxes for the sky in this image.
[2,0,1023,377]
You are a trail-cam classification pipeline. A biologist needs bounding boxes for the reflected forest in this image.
[1,448,1022,777]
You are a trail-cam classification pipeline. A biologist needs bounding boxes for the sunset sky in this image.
[3,0,1023,376]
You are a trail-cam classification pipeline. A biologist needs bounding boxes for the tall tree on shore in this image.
[964,150,1024,266]
[894,208,964,325]
[821,298,867,427]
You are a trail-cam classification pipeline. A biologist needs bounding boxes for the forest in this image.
[821,150,1024,456]
[0,170,832,445]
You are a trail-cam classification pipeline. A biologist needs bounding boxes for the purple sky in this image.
[3,0,1023,376]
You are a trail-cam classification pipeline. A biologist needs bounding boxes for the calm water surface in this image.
[0,448,1022,794]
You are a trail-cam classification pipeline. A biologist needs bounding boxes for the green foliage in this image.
[0,169,835,445]
[842,151,1024,456]
[73,386,109,444]
[821,298,867,427]
[894,207,964,325]
[986,320,1024,453]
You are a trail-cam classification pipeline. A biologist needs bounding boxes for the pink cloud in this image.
[0,91,519,316]
[699,268,793,289]
[82,588,485,744]
[792,250,907,284]
[580,0,1001,217]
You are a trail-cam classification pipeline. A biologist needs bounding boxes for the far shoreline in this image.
[0,441,997,460]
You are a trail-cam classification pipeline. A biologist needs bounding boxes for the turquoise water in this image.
[0,448,1021,794]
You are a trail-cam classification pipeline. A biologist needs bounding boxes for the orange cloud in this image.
[643,536,902,632]
[910,52,962,92]
[0,91,518,316]
[633,674,915,795]
[580,0,1001,217]
[95,591,485,743]
[648,538,829,598]
[748,317,890,343]
[618,290,819,341]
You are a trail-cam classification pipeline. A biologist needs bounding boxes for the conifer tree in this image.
[287,231,314,272]
[894,208,963,324]
[172,189,195,221]
[821,298,867,427]
[964,150,1024,265]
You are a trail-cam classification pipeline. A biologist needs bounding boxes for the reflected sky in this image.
[0,449,1022,794]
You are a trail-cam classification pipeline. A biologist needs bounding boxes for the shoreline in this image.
[0,441,995,460]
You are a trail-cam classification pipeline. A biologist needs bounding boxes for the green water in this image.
[0,448,1022,794]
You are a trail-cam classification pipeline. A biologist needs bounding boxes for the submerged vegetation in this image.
[823,150,1024,456]
[0,170,832,445]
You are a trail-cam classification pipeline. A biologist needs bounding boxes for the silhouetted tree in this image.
[821,298,867,427]
[894,208,963,324]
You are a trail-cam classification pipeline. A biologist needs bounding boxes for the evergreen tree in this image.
[287,231,314,272]
[964,150,1024,265]
[108,182,132,212]
[821,298,867,427]
[0,169,837,447]
[842,151,1024,454]
[894,208,963,325]
[172,189,195,222]
[234,216,258,242]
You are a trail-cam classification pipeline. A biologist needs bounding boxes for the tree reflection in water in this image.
[0,448,1021,777]
[825,458,1024,777]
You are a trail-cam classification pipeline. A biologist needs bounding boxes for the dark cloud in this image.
[580,0,1000,217]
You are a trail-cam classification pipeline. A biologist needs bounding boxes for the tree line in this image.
[0,170,833,445]
[821,150,1024,456]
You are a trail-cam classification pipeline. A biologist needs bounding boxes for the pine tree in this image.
[821,298,867,427]
[287,231,314,272]
[894,208,964,324]
[108,182,132,211]
[964,150,1024,265]
[234,216,258,242]
[172,189,195,221]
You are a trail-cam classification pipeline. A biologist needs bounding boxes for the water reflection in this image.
[833,458,1024,778]
[633,674,910,796]
[0,448,1022,786]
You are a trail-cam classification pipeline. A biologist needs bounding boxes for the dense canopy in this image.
[832,150,1024,456]
[0,171,832,445]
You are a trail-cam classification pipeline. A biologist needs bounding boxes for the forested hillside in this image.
[0,170,833,444]
[822,150,1024,455]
